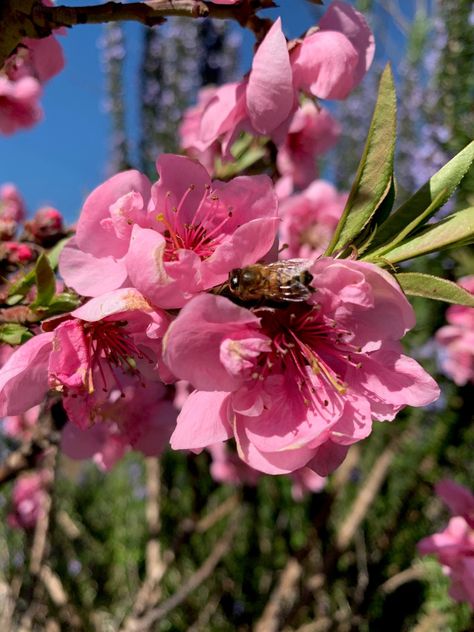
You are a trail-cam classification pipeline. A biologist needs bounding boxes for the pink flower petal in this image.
[59,238,128,297]
[319,0,375,89]
[0,333,53,415]
[76,170,151,258]
[246,18,295,133]
[171,391,232,450]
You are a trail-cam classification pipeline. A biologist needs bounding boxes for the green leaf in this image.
[32,253,56,307]
[395,272,474,306]
[40,292,81,317]
[367,207,474,264]
[367,140,474,252]
[7,236,70,300]
[325,65,397,255]
[0,323,33,345]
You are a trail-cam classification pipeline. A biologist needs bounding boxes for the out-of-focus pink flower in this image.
[279,180,347,258]
[2,241,35,263]
[276,103,340,194]
[25,206,64,245]
[0,76,42,135]
[0,19,64,135]
[418,480,474,608]
[180,87,221,175]
[208,442,326,500]
[60,155,278,308]
[290,467,326,501]
[61,379,177,469]
[0,183,25,222]
[0,288,171,431]
[186,2,374,157]
[3,405,40,441]
[164,258,439,476]
[8,471,48,530]
[435,276,474,386]
[209,442,261,487]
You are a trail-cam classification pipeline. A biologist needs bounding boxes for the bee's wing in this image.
[266,258,313,275]
[277,279,313,302]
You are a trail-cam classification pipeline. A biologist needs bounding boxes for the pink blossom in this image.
[25,206,65,245]
[279,180,347,258]
[8,471,48,530]
[435,276,474,385]
[0,76,42,135]
[0,183,25,222]
[0,289,171,430]
[179,87,221,175]
[3,405,40,441]
[61,379,177,469]
[164,258,439,476]
[276,103,340,194]
[187,2,374,156]
[2,241,35,263]
[209,442,261,487]
[418,480,474,607]
[0,18,64,135]
[60,155,278,308]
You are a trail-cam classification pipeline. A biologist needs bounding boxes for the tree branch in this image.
[0,0,275,69]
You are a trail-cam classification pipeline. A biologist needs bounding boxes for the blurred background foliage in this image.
[0,0,473,629]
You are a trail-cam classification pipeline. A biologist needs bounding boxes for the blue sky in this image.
[0,1,411,223]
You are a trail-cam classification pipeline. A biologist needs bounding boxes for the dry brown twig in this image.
[122,506,243,632]
[254,557,303,632]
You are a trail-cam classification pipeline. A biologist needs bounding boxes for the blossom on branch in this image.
[183,1,374,158]
[0,3,64,135]
[60,154,278,308]
[164,258,439,476]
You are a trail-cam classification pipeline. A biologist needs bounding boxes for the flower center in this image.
[83,320,152,394]
[256,305,362,406]
[156,184,233,262]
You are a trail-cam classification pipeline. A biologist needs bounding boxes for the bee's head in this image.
[229,267,258,292]
[229,268,242,291]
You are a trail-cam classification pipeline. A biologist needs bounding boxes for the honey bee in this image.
[228,259,314,303]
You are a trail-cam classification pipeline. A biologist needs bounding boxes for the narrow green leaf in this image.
[325,65,397,254]
[367,140,474,252]
[32,253,56,307]
[0,323,33,345]
[396,272,474,307]
[369,207,474,264]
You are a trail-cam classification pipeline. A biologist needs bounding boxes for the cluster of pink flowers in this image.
[0,2,64,135]
[180,1,373,189]
[0,151,440,480]
[435,276,474,386]
[418,480,474,608]
[7,471,49,530]
[0,183,65,266]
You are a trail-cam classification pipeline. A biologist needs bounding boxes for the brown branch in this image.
[123,507,242,632]
[336,442,397,551]
[0,0,275,69]
[254,558,303,632]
